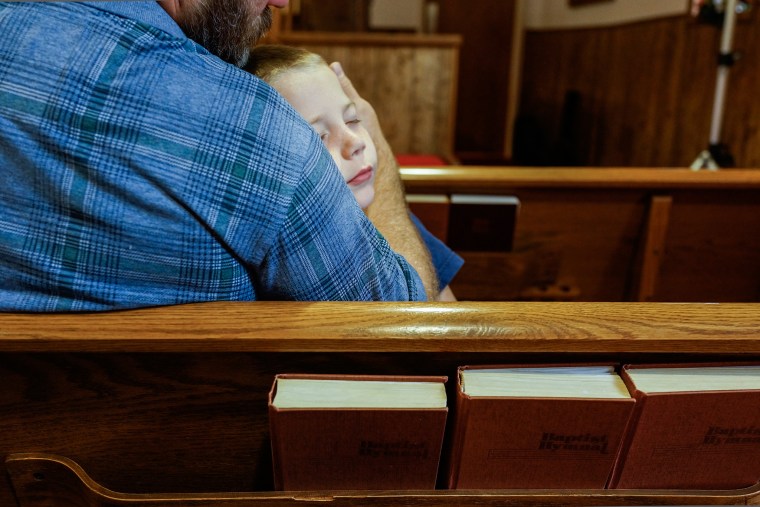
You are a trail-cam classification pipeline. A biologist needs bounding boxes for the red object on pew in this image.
[396,154,449,166]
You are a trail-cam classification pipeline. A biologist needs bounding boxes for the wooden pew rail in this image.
[1,301,760,507]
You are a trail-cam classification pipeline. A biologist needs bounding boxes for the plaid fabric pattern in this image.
[0,2,425,310]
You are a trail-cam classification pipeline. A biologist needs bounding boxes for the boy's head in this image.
[247,45,377,209]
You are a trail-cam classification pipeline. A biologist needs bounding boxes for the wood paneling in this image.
[401,166,760,302]
[276,32,460,161]
[272,6,759,166]
[290,0,369,32]
[517,12,760,167]
[438,0,519,162]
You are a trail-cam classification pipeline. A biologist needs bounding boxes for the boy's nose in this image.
[343,131,366,160]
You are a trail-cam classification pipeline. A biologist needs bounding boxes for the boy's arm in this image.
[330,63,438,300]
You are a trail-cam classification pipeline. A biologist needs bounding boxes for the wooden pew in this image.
[276,32,461,164]
[1,301,759,506]
[401,166,760,302]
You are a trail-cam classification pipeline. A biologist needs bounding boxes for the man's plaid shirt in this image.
[0,2,425,310]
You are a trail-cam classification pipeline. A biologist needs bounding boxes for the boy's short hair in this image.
[245,45,327,84]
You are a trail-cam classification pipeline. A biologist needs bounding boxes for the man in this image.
[0,0,436,310]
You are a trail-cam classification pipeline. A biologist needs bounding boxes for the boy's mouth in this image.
[347,166,373,186]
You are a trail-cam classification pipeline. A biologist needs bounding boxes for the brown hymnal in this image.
[448,365,635,489]
[609,363,760,490]
[269,374,448,491]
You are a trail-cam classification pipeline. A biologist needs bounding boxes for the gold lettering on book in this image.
[703,425,760,445]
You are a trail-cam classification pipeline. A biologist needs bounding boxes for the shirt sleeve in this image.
[409,212,464,289]
[256,139,427,302]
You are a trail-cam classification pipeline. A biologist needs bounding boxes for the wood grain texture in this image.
[0,302,759,353]
[400,166,760,302]
[276,32,461,161]
[400,167,760,191]
[518,13,760,167]
[1,303,759,506]
[635,196,673,302]
[437,0,518,159]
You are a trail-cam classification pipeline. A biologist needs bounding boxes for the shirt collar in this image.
[84,1,186,39]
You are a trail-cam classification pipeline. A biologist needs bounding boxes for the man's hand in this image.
[330,62,438,300]
[329,62,382,140]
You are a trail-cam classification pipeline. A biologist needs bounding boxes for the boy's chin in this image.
[354,187,375,210]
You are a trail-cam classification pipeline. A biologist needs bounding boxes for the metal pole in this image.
[708,0,738,145]
[691,0,738,170]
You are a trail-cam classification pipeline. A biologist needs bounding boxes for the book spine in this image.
[446,389,471,488]
[606,390,646,488]
[268,405,285,491]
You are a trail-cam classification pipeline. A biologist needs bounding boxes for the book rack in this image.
[2,301,759,506]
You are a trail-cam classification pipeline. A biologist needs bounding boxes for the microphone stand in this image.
[691,0,739,170]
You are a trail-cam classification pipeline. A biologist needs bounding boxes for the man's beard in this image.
[178,0,272,67]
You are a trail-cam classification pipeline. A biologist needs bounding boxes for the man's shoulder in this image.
[5,1,188,40]
[82,1,187,40]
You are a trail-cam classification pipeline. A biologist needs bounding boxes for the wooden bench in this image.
[1,301,759,506]
[401,166,760,302]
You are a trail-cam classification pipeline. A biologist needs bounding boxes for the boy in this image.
[246,45,462,300]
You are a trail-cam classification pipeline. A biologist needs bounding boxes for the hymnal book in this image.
[446,194,520,252]
[447,364,635,489]
[269,374,448,491]
[609,363,760,490]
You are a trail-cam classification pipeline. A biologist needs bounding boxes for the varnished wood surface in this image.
[8,453,760,506]
[401,166,760,191]
[2,302,759,506]
[1,301,759,353]
[437,0,519,160]
[401,166,760,303]
[518,13,760,168]
[277,33,460,160]
[634,195,672,302]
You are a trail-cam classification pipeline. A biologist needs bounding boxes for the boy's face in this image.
[273,65,377,209]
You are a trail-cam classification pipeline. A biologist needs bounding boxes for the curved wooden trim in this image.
[400,167,760,191]
[0,302,759,353]
[6,453,760,506]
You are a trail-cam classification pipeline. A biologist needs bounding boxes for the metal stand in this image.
[691,0,739,170]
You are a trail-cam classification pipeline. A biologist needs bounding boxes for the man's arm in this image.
[330,62,438,300]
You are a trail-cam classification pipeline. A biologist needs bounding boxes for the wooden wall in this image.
[517,11,760,168]
[272,3,760,167]
[437,0,520,163]
[277,32,460,161]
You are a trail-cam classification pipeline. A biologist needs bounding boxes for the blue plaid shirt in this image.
[0,2,425,310]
